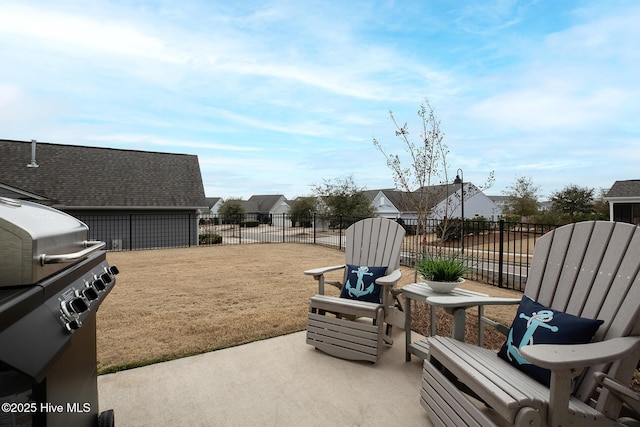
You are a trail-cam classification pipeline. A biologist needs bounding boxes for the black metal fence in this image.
[79,211,558,291]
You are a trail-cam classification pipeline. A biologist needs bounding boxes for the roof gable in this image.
[246,195,287,213]
[606,180,640,198]
[0,139,207,209]
[366,185,461,212]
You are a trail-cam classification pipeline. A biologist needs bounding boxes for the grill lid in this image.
[0,198,102,286]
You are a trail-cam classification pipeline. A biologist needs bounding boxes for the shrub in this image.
[240,220,260,228]
[416,254,467,282]
[199,233,222,244]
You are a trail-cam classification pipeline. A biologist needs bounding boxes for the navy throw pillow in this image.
[339,264,388,304]
[497,295,603,387]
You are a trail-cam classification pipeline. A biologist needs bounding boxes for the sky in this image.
[0,1,638,201]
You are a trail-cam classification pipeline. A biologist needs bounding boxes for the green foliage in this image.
[199,233,222,244]
[416,254,467,282]
[311,175,375,219]
[219,198,245,224]
[289,197,317,227]
[550,184,595,221]
[240,220,260,228]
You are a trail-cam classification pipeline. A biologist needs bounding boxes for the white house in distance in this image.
[605,179,640,225]
[244,194,290,227]
[205,197,223,216]
[366,182,501,222]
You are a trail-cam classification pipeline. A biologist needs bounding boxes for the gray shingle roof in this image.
[0,139,207,209]
[246,195,286,213]
[366,185,461,212]
[606,180,640,198]
[205,197,222,209]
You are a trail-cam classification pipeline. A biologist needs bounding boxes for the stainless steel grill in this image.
[0,197,118,427]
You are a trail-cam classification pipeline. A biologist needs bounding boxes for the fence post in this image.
[338,216,343,249]
[313,213,317,245]
[498,219,505,288]
[282,213,286,243]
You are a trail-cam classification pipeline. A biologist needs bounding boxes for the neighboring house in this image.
[605,179,640,225]
[205,197,224,216]
[488,195,509,213]
[367,183,501,222]
[489,195,551,214]
[0,139,208,250]
[243,194,290,227]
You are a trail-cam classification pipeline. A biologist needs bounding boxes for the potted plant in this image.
[416,254,467,293]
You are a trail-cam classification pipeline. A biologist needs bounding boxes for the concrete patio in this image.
[98,328,432,426]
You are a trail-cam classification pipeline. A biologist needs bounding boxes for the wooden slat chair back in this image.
[342,218,405,311]
[421,221,640,426]
[305,218,406,363]
[525,221,640,403]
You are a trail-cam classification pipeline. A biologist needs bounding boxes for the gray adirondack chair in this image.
[421,220,640,426]
[304,217,406,363]
[595,372,640,426]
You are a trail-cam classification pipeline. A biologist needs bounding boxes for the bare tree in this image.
[373,99,494,269]
[373,100,450,237]
[502,176,540,221]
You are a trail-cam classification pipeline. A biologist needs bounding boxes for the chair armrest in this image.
[426,296,520,309]
[521,336,640,426]
[520,336,640,371]
[375,269,401,286]
[303,265,345,277]
[304,265,345,294]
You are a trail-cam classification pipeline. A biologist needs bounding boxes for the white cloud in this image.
[0,1,638,200]
[86,134,263,153]
[0,5,183,63]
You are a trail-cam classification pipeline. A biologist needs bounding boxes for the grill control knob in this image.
[100,273,112,284]
[108,265,120,275]
[92,278,106,291]
[65,319,82,332]
[61,297,89,318]
[79,287,99,301]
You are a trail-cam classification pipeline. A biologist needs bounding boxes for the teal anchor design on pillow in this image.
[506,309,558,365]
[344,265,375,298]
[498,295,604,387]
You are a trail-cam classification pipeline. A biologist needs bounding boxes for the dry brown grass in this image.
[97,243,521,374]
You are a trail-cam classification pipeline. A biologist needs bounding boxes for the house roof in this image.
[366,184,462,212]
[606,180,640,198]
[0,139,207,209]
[245,195,287,213]
[205,197,222,209]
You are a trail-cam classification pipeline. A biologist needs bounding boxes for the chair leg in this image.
[383,326,393,346]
